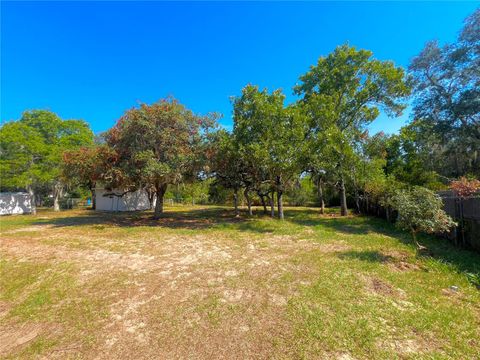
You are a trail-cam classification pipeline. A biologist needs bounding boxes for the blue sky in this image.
[1,1,478,135]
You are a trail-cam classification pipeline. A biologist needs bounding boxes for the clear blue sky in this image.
[1,1,478,135]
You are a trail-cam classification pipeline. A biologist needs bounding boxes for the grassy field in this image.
[1,206,479,359]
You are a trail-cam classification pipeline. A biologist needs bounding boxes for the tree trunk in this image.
[277,190,284,220]
[316,178,325,215]
[244,188,253,216]
[148,190,155,210]
[154,183,168,219]
[339,177,348,216]
[411,228,420,249]
[354,189,360,214]
[53,182,63,212]
[91,187,96,210]
[233,188,239,217]
[92,189,97,210]
[266,192,275,218]
[259,193,267,214]
[27,185,36,215]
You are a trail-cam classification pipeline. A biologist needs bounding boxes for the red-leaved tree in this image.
[450,177,480,198]
[105,97,216,219]
[62,145,122,209]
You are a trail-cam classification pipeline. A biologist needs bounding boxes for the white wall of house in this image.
[0,192,33,215]
[95,188,152,212]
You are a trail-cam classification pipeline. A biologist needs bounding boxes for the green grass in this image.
[1,206,479,359]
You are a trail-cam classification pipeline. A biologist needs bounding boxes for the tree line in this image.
[1,9,478,235]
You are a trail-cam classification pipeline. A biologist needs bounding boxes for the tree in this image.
[409,9,480,177]
[348,131,389,214]
[105,98,216,219]
[390,186,456,249]
[384,119,445,189]
[209,130,245,216]
[62,145,120,209]
[295,44,411,216]
[285,176,316,207]
[233,85,308,219]
[0,110,93,212]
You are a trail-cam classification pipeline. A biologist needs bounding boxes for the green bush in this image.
[390,186,456,248]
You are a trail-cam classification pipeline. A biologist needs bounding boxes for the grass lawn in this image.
[1,206,479,359]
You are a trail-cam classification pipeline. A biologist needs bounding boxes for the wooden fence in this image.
[438,191,480,251]
[357,192,480,252]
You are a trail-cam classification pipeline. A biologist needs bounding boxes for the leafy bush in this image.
[450,177,480,198]
[390,186,456,248]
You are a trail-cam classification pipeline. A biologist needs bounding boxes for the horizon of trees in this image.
[1,9,478,223]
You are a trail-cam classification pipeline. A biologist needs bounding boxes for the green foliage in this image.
[0,110,93,194]
[232,85,309,218]
[294,44,411,130]
[104,97,217,217]
[233,85,308,188]
[207,182,230,204]
[385,119,446,189]
[209,129,244,192]
[295,44,411,215]
[409,9,480,178]
[390,186,456,246]
[285,177,316,206]
[165,179,213,205]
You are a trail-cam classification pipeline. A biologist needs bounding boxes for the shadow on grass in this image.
[338,250,395,263]
[34,206,289,233]
[416,233,480,281]
[32,206,480,281]
[33,207,247,230]
[286,209,399,237]
[334,223,480,283]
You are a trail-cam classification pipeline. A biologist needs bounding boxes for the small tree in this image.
[390,186,456,249]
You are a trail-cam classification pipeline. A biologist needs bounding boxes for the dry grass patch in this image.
[1,206,479,359]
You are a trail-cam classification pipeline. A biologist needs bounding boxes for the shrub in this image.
[450,177,480,198]
[390,186,456,248]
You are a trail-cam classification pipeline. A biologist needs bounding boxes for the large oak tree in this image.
[295,44,411,215]
[409,9,480,178]
[233,85,308,219]
[105,97,215,219]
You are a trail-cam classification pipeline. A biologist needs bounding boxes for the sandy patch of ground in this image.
[0,323,59,356]
[1,222,327,359]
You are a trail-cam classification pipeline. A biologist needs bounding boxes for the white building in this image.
[95,187,152,212]
[0,192,34,215]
